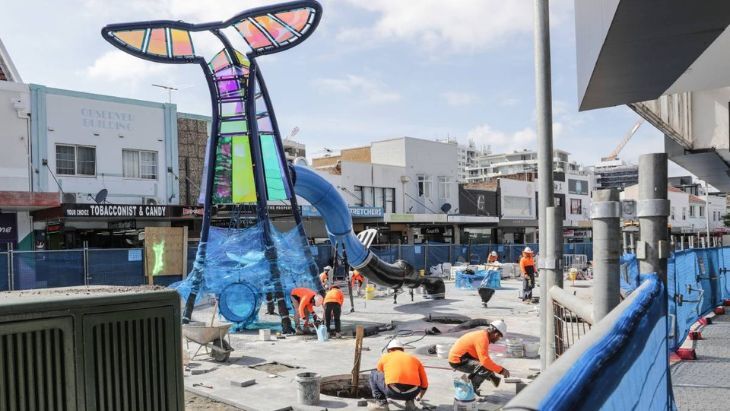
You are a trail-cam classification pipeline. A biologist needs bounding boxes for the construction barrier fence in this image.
[506,275,672,410]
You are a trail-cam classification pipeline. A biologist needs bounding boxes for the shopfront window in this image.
[353,185,395,211]
[56,144,95,176]
[123,149,158,179]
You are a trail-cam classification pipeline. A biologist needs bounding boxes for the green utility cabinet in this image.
[0,288,184,410]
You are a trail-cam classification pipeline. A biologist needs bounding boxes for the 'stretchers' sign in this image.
[64,204,169,218]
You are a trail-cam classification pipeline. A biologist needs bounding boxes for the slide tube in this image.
[292,164,442,292]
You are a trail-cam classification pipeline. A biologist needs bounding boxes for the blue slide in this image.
[292,165,445,296]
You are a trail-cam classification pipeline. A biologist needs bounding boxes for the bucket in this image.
[259,329,271,341]
[505,338,525,358]
[453,399,478,411]
[524,342,539,358]
[296,372,321,405]
[316,324,329,342]
[436,343,451,359]
[365,285,376,300]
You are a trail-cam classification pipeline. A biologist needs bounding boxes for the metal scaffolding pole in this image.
[591,188,621,322]
[534,0,555,371]
[544,206,562,365]
[638,154,669,283]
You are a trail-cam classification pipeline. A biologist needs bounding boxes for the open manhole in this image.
[249,361,299,374]
[320,374,373,399]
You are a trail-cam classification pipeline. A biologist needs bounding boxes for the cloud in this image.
[85,51,170,81]
[341,0,570,54]
[313,74,401,103]
[442,91,478,106]
[466,124,537,152]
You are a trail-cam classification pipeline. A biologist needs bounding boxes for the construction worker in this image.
[448,320,510,395]
[324,285,344,337]
[368,339,428,411]
[320,266,331,289]
[290,287,323,333]
[519,247,536,303]
[351,269,365,296]
[487,250,499,264]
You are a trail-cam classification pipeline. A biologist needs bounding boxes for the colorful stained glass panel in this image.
[220,120,248,134]
[221,101,244,118]
[209,50,230,72]
[147,28,168,56]
[236,19,273,49]
[113,30,145,50]
[255,15,296,44]
[275,9,311,32]
[232,136,257,203]
[258,116,273,133]
[213,136,233,203]
[260,135,288,200]
[171,29,193,56]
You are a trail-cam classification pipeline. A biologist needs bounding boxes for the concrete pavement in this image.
[183,279,546,410]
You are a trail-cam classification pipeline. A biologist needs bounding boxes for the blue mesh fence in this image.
[426,244,450,268]
[532,275,672,411]
[370,245,398,264]
[12,250,85,290]
[310,244,334,271]
[88,249,145,286]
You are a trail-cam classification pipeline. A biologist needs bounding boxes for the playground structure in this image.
[101,0,444,332]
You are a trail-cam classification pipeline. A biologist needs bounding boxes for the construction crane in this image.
[601,118,644,161]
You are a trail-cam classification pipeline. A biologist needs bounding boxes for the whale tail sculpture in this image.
[101,0,444,331]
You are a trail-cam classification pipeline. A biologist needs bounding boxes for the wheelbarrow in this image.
[183,323,234,362]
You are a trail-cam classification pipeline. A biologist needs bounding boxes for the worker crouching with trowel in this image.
[448,320,510,395]
[290,287,323,334]
[368,339,428,411]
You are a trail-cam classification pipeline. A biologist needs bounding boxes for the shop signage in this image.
[47,221,64,233]
[301,206,383,218]
[81,108,133,131]
[0,213,17,243]
[63,203,170,218]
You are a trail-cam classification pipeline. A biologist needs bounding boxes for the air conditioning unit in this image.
[62,192,77,204]
[144,197,159,206]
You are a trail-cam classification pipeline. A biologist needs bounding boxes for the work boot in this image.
[367,400,390,410]
[404,399,419,410]
[489,374,501,387]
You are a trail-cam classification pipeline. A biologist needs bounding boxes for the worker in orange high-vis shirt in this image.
[368,339,428,411]
[290,287,323,333]
[351,269,365,296]
[448,320,510,395]
[519,247,536,303]
[324,285,344,337]
[320,266,331,289]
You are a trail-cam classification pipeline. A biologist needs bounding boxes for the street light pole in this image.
[534,0,555,371]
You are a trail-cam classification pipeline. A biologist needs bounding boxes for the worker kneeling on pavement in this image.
[290,287,323,333]
[448,320,510,394]
[368,339,428,411]
[324,285,344,338]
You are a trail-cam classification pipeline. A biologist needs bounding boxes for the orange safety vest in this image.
[376,350,428,389]
[448,330,503,373]
[324,287,344,305]
[291,288,316,318]
[351,271,364,286]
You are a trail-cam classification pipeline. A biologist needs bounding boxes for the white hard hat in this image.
[523,247,533,254]
[489,251,498,257]
[324,266,332,271]
[491,320,507,337]
[387,338,405,350]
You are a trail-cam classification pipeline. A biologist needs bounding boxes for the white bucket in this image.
[505,338,525,358]
[259,329,271,341]
[436,343,451,359]
[524,342,539,358]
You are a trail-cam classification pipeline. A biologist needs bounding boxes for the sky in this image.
[0,0,688,175]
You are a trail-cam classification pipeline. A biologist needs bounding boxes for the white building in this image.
[623,184,727,237]
[465,149,584,183]
[32,85,179,206]
[311,137,497,244]
[591,159,639,191]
